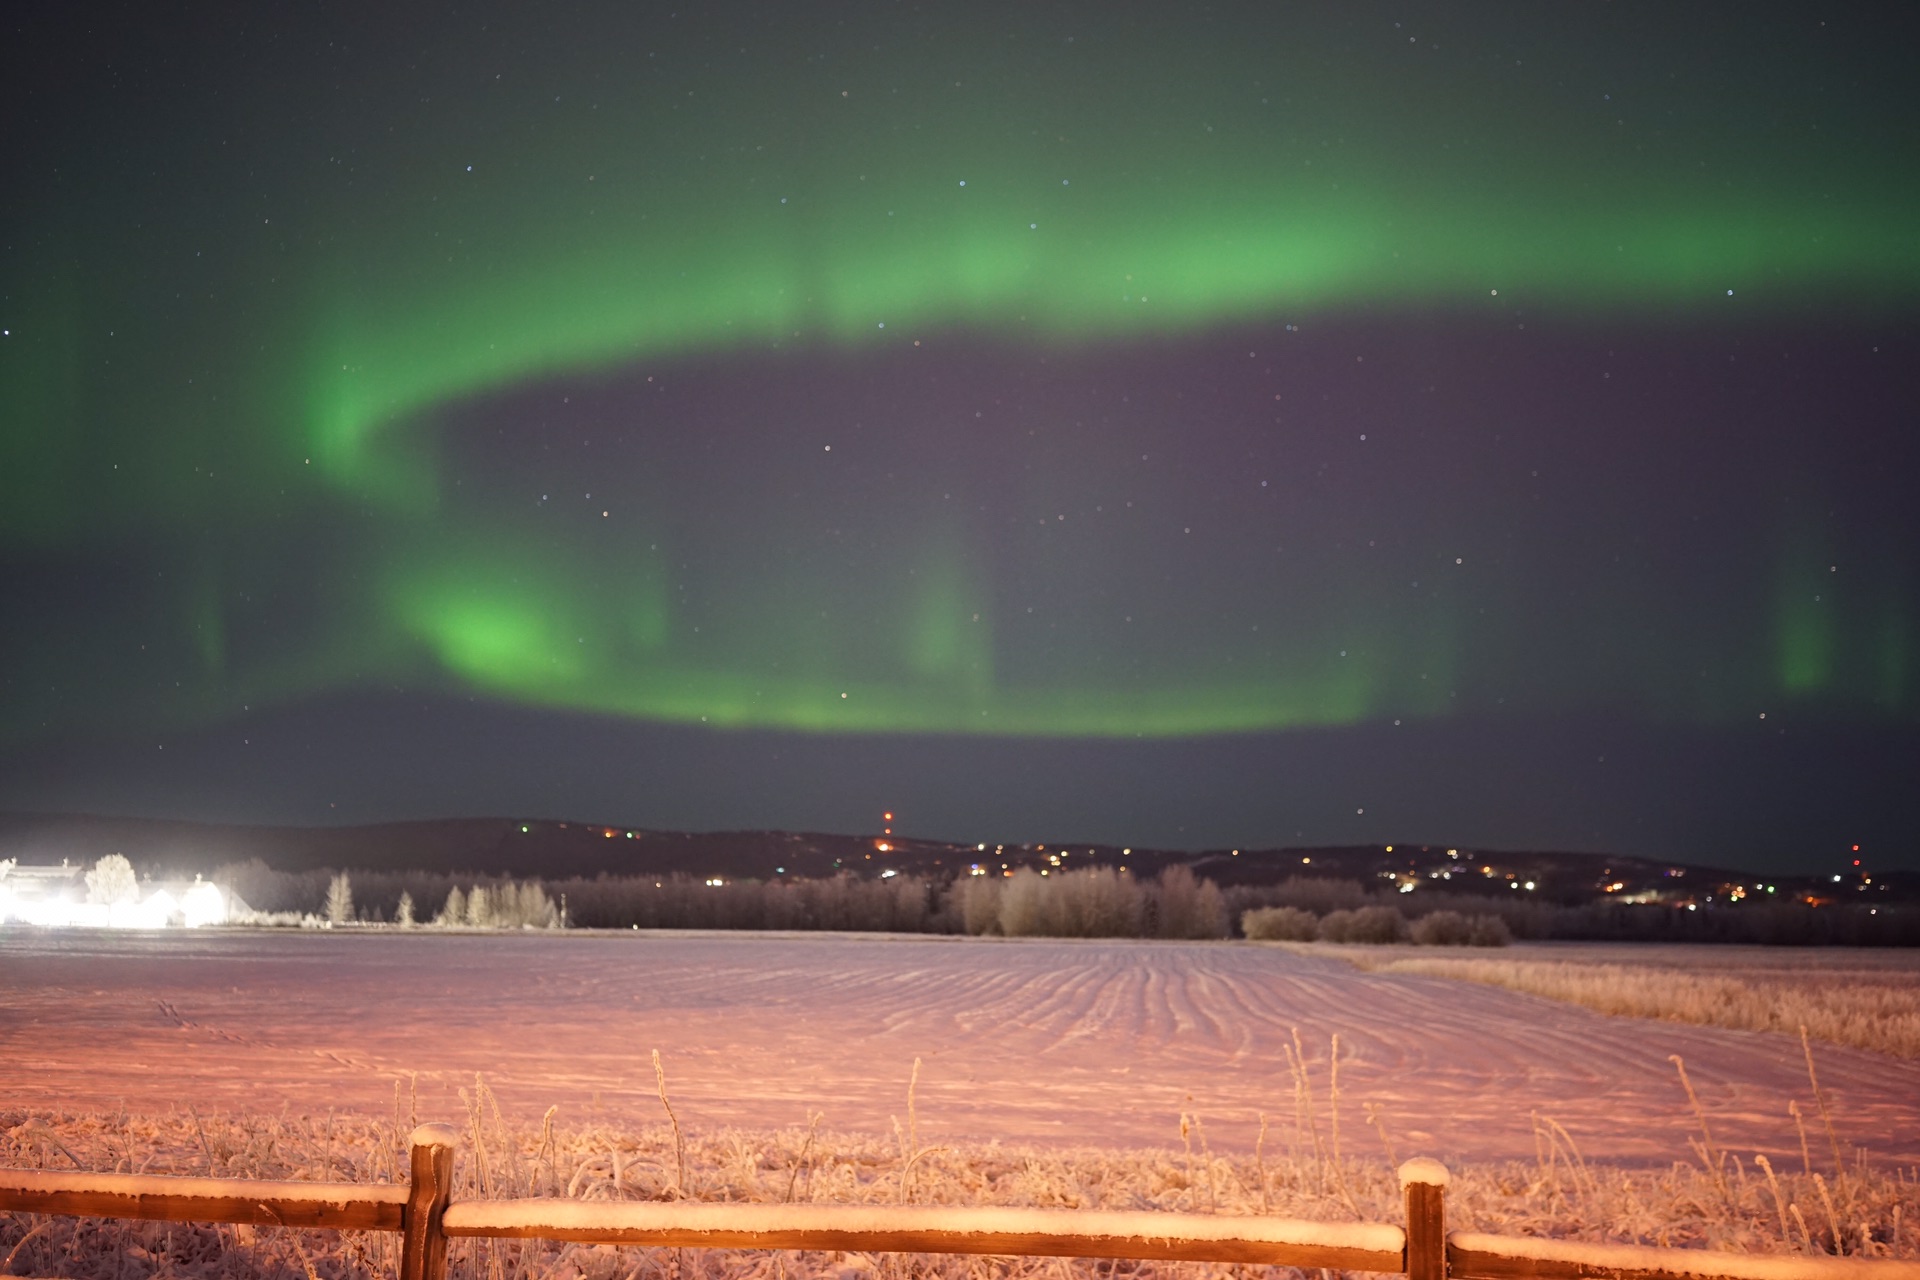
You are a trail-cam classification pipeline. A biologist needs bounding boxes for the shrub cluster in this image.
[960,865,1227,939]
[1228,875,1917,946]
[1408,909,1513,947]
[1241,903,1510,946]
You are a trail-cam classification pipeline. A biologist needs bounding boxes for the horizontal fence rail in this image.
[441,1199,1405,1270]
[1448,1230,1920,1280]
[5,1123,1919,1280]
[0,1168,409,1231]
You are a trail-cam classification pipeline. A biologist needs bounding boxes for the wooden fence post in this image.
[401,1123,458,1280]
[1398,1157,1448,1280]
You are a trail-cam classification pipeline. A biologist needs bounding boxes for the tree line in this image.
[207,859,1917,945]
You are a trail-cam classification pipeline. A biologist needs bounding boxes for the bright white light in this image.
[0,875,232,929]
[115,889,175,928]
[182,882,226,928]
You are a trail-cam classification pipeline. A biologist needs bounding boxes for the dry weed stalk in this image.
[1755,1154,1793,1248]
[1802,1025,1851,1202]
[1668,1054,1731,1205]
[784,1110,823,1204]
[1790,1098,1815,1177]
[1362,1102,1397,1169]
[652,1049,688,1199]
[892,1058,946,1205]
[1529,1113,1595,1218]
[1283,1026,1328,1195]
[1251,1112,1270,1216]
[1324,1032,1360,1217]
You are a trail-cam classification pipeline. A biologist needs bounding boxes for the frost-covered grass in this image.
[1305,945,1920,1059]
[4,1066,1916,1280]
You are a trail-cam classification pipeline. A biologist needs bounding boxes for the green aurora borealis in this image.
[2,2,1917,854]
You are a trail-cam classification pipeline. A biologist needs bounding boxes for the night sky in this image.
[3,3,1916,871]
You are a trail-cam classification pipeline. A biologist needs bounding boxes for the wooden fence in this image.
[3,1123,1917,1280]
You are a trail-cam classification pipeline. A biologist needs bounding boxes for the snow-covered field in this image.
[2,930,1916,1168]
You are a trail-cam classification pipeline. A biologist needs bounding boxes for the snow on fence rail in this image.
[3,1124,1918,1280]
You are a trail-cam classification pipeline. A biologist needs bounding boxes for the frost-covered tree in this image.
[86,854,138,905]
[436,885,466,926]
[518,881,560,928]
[1054,866,1145,937]
[465,884,493,928]
[956,875,1002,935]
[325,872,354,925]
[996,869,1048,936]
[395,891,416,928]
[1152,866,1228,939]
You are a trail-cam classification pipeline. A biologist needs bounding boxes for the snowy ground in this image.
[2,930,1915,1168]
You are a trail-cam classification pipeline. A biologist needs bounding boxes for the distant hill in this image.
[0,810,1908,908]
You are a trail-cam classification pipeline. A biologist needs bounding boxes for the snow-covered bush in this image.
[1411,909,1473,945]
[1241,905,1320,941]
[1467,912,1512,946]
[1318,905,1409,944]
